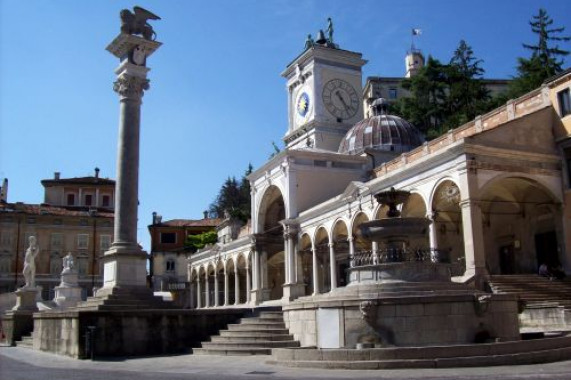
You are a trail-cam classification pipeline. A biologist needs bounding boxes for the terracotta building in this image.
[0,169,114,298]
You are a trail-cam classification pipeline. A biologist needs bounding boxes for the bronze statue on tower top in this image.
[120,6,161,40]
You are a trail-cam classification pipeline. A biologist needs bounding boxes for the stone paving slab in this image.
[3,345,571,379]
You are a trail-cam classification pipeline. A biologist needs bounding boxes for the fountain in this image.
[282,187,521,351]
[349,187,451,284]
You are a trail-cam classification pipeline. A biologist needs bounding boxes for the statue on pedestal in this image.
[62,252,75,274]
[120,6,161,40]
[22,236,39,289]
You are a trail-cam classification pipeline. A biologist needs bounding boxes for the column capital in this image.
[114,75,150,100]
[459,199,481,209]
[328,242,335,248]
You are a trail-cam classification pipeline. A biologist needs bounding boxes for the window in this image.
[79,219,88,226]
[558,88,571,117]
[102,195,111,207]
[78,257,88,275]
[27,217,36,224]
[51,233,63,248]
[0,257,10,273]
[100,235,112,251]
[160,232,176,244]
[0,232,11,247]
[50,254,61,275]
[77,234,89,249]
[388,88,398,99]
[85,194,93,206]
[53,219,62,225]
[166,258,176,272]
[67,193,75,206]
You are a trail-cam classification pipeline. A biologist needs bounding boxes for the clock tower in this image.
[282,42,366,151]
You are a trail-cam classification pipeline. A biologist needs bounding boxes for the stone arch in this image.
[431,180,464,275]
[197,266,207,308]
[236,254,249,304]
[401,192,430,250]
[256,185,286,301]
[351,211,371,253]
[298,232,314,296]
[331,219,351,287]
[314,226,331,293]
[225,257,236,305]
[478,176,563,274]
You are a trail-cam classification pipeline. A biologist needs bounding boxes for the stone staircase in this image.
[193,309,300,355]
[14,334,34,349]
[488,275,571,333]
[488,275,571,308]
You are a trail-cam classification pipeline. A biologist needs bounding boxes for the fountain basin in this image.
[359,218,431,240]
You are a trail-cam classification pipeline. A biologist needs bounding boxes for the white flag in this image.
[412,28,422,36]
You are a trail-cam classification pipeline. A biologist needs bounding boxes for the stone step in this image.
[269,346,571,369]
[211,334,294,342]
[193,347,272,356]
[201,340,300,349]
[227,323,287,331]
[15,335,34,349]
[219,330,291,338]
[236,318,285,325]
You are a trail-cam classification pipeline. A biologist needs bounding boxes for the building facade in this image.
[0,169,114,298]
[148,212,222,291]
[187,36,571,313]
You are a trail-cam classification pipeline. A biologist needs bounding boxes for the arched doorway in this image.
[257,185,286,301]
[226,258,236,305]
[479,177,562,274]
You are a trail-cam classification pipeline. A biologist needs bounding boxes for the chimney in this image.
[54,172,61,180]
[203,210,208,219]
[95,167,100,178]
[0,178,7,203]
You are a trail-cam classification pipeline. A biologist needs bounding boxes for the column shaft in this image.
[329,243,337,291]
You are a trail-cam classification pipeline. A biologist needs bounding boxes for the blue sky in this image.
[1,0,570,251]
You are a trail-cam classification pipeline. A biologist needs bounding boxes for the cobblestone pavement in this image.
[2,346,571,380]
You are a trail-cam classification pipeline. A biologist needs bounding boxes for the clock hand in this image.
[335,90,350,111]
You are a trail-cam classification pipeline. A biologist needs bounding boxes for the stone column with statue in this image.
[95,7,162,299]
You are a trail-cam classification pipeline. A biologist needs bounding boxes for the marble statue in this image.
[62,252,75,274]
[120,6,161,40]
[22,236,40,288]
[304,34,314,50]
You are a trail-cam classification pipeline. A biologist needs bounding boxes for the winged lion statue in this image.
[120,6,161,40]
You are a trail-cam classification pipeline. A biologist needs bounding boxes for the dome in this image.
[338,99,424,156]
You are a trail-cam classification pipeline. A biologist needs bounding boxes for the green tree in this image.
[445,40,490,129]
[185,230,218,252]
[509,8,570,97]
[396,56,448,137]
[209,164,253,222]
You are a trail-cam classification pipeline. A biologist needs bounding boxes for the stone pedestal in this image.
[12,287,39,312]
[54,271,83,309]
[282,283,305,301]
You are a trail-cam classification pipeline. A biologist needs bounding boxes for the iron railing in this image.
[350,248,450,267]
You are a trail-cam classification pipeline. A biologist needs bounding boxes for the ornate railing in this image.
[350,248,450,267]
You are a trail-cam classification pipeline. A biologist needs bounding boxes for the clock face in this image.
[296,92,310,117]
[322,79,359,120]
[294,89,312,127]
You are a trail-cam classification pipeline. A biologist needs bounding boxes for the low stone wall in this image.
[1,310,35,345]
[519,303,569,333]
[33,308,247,358]
[283,293,520,348]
